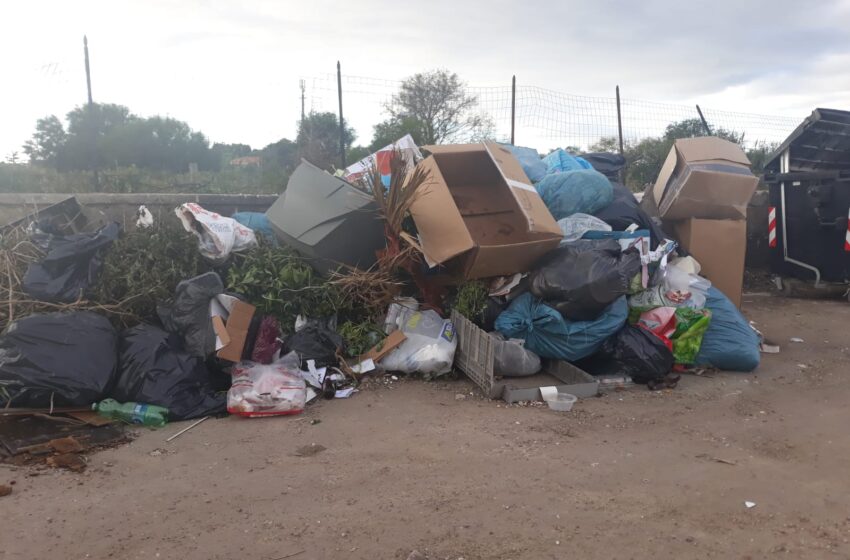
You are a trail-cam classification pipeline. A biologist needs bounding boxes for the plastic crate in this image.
[451,310,599,403]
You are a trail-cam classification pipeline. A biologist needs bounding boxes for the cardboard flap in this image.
[675,137,751,166]
[278,160,375,240]
[652,145,680,208]
[483,141,560,235]
[422,144,483,155]
[408,156,475,264]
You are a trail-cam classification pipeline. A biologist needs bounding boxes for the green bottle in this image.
[93,399,169,427]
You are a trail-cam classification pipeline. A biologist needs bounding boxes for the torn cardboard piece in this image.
[210,294,256,362]
[410,141,562,280]
[652,137,759,221]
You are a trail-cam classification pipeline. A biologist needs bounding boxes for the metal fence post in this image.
[337,61,346,169]
[510,75,516,145]
[616,85,626,184]
[696,104,712,135]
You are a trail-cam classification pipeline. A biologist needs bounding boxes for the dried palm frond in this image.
[369,148,430,238]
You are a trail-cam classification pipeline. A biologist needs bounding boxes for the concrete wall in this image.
[0,193,278,230]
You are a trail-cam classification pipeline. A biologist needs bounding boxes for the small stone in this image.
[455,394,467,401]
[0,484,12,497]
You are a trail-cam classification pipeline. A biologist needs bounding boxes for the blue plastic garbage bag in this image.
[504,145,547,183]
[495,293,628,361]
[535,169,614,221]
[694,287,760,371]
[232,212,277,245]
[543,149,593,174]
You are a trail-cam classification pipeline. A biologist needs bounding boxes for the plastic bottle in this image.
[93,399,168,427]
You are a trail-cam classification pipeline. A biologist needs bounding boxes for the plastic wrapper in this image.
[282,322,345,368]
[227,354,306,417]
[530,239,642,320]
[175,202,257,262]
[576,325,674,385]
[0,311,118,407]
[629,266,711,309]
[489,332,541,377]
[635,307,712,365]
[695,287,760,371]
[23,222,120,303]
[251,316,282,364]
[495,293,628,362]
[557,213,611,244]
[116,324,225,421]
[380,310,457,376]
[535,169,613,221]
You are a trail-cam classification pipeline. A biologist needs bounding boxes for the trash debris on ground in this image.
[0,137,787,465]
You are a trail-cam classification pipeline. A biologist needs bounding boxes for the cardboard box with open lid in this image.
[409,141,562,279]
[652,137,759,221]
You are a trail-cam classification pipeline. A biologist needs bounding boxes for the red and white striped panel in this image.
[845,208,850,252]
[768,206,777,248]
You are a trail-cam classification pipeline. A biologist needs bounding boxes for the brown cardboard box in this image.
[672,218,747,308]
[652,137,759,221]
[409,141,562,279]
[210,296,256,362]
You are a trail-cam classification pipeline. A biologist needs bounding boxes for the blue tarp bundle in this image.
[505,145,547,183]
[232,212,277,245]
[495,293,628,361]
[694,287,760,371]
[543,149,594,174]
[535,169,614,221]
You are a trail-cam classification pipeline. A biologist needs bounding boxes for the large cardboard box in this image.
[652,137,759,221]
[672,218,747,308]
[409,141,562,279]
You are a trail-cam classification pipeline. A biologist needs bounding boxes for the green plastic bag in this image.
[671,308,711,364]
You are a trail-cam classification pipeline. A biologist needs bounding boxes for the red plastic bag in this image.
[251,316,282,364]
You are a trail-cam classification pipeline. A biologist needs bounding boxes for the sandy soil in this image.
[2,294,850,560]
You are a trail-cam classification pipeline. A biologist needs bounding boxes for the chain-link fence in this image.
[303,72,800,152]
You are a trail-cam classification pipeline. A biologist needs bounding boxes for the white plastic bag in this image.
[380,310,457,376]
[227,354,306,417]
[136,205,154,229]
[176,203,257,262]
[557,213,611,244]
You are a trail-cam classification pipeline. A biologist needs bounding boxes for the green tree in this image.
[296,111,355,171]
[23,115,67,166]
[386,69,494,144]
[369,116,427,150]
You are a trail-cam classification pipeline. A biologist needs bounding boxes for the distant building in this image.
[229,155,262,167]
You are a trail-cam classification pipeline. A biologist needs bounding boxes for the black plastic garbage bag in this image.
[115,324,226,421]
[157,272,224,357]
[23,222,120,303]
[529,239,641,321]
[0,311,118,407]
[593,183,666,249]
[576,325,673,385]
[579,152,626,182]
[283,323,345,368]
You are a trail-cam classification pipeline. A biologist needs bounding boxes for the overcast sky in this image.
[3,0,850,159]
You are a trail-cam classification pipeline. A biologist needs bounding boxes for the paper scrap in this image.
[744,501,756,509]
[539,386,558,401]
[305,388,318,403]
[300,360,327,389]
[790,337,804,343]
[351,359,375,374]
[334,387,357,399]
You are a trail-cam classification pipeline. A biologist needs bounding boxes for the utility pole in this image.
[84,35,99,189]
[337,61,346,169]
[300,79,306,122]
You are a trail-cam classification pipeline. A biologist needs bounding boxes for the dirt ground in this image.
[2,294,850,560]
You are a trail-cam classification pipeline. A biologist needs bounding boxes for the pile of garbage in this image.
[0,134,764,435]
